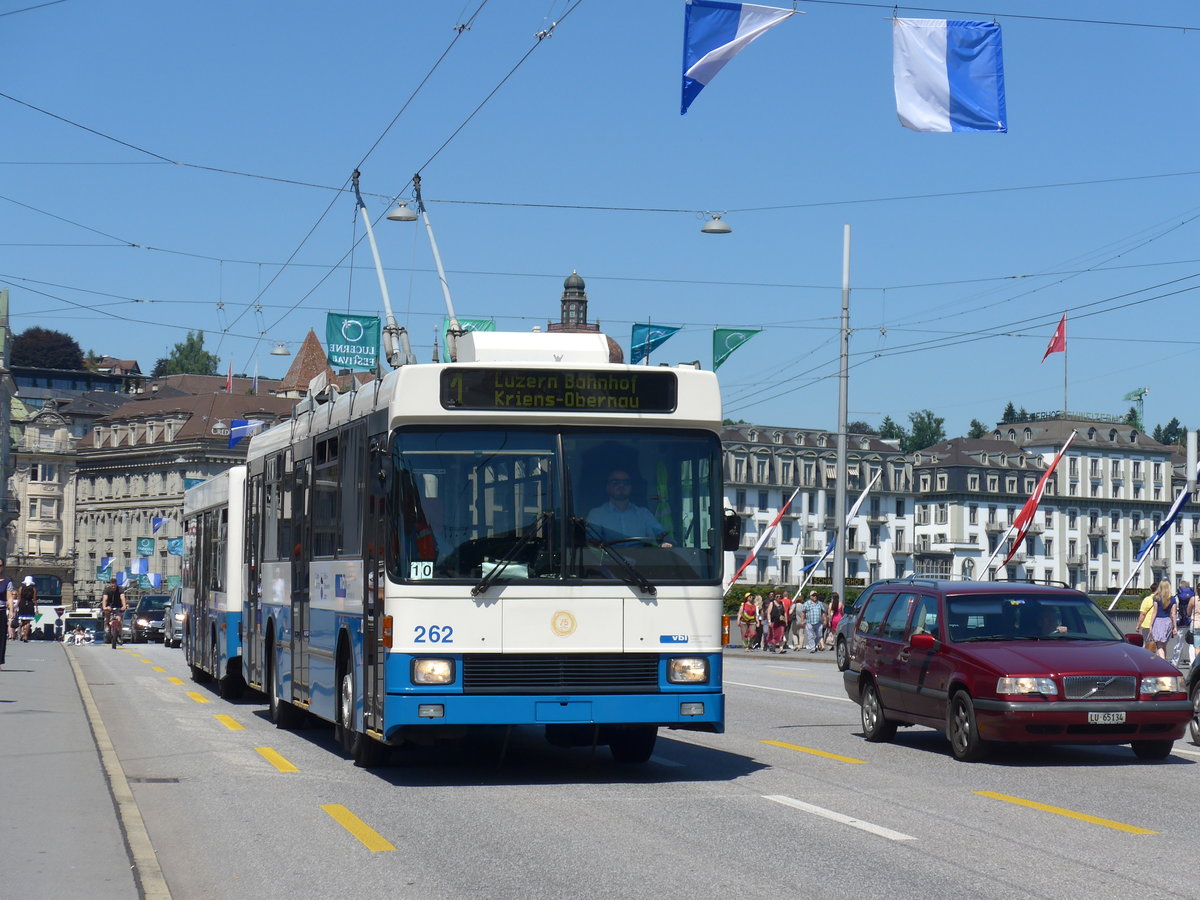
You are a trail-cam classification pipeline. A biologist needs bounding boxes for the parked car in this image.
[162,587,184,648]
[842,577,1192,762]
[132,594,171,643]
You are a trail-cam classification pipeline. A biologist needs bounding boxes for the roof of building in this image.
[991,417,1174,454]
[76,392,297,449]
[912,437,1046,470]
[721,424,902,454]
[277,330,336,395]
[148,374,281,396]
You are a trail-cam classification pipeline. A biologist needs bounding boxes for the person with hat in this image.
[16,575,37,642]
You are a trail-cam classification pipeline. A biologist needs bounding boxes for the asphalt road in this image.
[67,641,1200,899]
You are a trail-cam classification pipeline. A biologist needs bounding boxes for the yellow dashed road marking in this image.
[255,747,299,772]
[974,791,1156,834]
[214,714,244,731]
[167,677,185,685]
[762,739,867,765]
[321,804,396,852]
[186,691,210,704]
[152,666,165,673]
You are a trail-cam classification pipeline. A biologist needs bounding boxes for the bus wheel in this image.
[268,650,303,729]
[338,669,387,768]
[608,726,657,764]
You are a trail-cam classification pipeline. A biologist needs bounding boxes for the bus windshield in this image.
[390,427,723,585]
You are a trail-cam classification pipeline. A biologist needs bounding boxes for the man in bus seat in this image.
[586,468,671,548]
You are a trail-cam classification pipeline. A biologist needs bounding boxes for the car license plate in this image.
[1088,711,1126,725]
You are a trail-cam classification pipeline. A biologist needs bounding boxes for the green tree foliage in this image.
[11,327,84,370]
[1152,417,1186,446]
[848,420,879,435]
[967,419,988,439]
[1124,406,1140,428]
[1000,402,1018,424]
[157,330,220,377]
[879,415,907,442]
[904,409,946,453]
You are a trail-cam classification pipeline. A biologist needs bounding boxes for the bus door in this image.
[361,433,389,733]
[291,457,311,704]
[244,472,263,689]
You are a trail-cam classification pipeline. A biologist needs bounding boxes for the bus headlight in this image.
[411,658,455,685]
[667,657,708,684]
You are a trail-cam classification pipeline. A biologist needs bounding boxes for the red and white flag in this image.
[1000,431,1075,568]
[726,486,800,589]
[225,362,233,392]
[1040,314,1066,363]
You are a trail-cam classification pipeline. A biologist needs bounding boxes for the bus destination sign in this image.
[441,368,678,413]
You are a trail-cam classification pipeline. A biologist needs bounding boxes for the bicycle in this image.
[105,611,124,649]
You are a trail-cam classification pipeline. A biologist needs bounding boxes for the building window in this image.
[735,489,746,510]
[895,499,905,517]
[1006,476,1017,492]
[935,503,948,525]
[1045,537,1053,557]
[968,473,980,491]
[757,491,768,510]
[781,460,793,484]
[969,505,978,525]
[987,475,999,492]
[30,463,56,483]
[1111,541,1119,559]
[936,473,948,490]
[1068,510,1078,529]
[733,457,745,482]
[755,458,768,483]
[920,473,931,491]
[781,521,793,543]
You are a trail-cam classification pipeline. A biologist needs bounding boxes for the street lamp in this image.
[700,213,732,234]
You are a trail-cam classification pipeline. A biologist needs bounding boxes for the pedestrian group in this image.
[738,588,841,653]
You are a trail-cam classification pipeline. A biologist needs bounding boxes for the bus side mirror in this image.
[722,508,742,552]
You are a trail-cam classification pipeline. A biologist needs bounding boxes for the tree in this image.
[1000,402,1018,424]
[1124,406,1140,428]
[967,419,988,439]
[11,327,84,369]
[848,420,879,435]
[158,330,220,377]
[904,409,946,453]
[1154,417,1186,446]
[879,415,907,443]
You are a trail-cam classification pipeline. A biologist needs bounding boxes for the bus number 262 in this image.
[413,625,454,643]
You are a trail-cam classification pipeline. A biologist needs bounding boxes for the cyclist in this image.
[100,577,127,649]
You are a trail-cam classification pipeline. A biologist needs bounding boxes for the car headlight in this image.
[1140,675,1184,694]
[411,658,455,685]
[667,657,708,684]
[996,676,1057,696]
[137,618,149,627]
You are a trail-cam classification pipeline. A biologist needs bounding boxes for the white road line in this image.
[725,679,852,704]
[764,795,917,842]
[1170,745,1200,759]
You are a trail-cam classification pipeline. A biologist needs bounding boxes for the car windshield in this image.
[138,597,170,611]
[945,593,1124,643]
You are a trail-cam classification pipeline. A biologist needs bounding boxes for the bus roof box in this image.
[457,330,611,364]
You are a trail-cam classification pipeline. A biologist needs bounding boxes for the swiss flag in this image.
[1041,314,1066,363]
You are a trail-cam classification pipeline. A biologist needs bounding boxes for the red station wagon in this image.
[842,578,1192,761]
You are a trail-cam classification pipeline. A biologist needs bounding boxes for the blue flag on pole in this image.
[682,1,795,114]
[229,419,266,449]
[631,324,682,365]
[1136,466,1199,562]
[893,18,1007,133]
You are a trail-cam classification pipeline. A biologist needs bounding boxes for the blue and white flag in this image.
[229,418,266,449]
[631,324,682,365]
[893,18,1007,133]
[682,1,795,114]
[129,557,149,575]
[152,516,171,535]
[1136,464,1200,562]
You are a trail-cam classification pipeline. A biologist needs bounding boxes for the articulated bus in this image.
[184,330,738,765]
[181,467,248,697]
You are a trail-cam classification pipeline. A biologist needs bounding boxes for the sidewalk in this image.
[0,638,138,898]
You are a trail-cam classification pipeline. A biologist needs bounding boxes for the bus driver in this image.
[586,468,671,547]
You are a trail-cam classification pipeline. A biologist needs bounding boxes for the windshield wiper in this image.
[574,517,656,596]
[471,511,552,597]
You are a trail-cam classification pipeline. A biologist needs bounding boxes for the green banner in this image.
[166,575,182,590]
[441,316,496,362]
[97,564,112,580]
[713,328,761,370]
[136,537,155,557]
[326,312,380,371]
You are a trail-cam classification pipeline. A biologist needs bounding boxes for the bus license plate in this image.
[1088,711,1126,725]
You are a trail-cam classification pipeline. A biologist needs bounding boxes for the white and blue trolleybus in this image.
[184,329,739,765]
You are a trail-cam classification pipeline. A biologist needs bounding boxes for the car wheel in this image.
[1131,740,1175,761]
[835,637,849,671]
[860,681,896,742]
[1190,680,1200,744]
[947,691,989,762]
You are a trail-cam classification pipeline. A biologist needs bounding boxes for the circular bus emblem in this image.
[551,610,577,636]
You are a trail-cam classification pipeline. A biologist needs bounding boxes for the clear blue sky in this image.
[4,1,1198,438]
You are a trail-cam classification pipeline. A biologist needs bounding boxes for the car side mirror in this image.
[1125,632,1145,647]
[909,632,936,651]
[722,508,743,552]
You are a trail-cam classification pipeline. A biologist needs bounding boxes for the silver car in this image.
[162,586,184,648]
